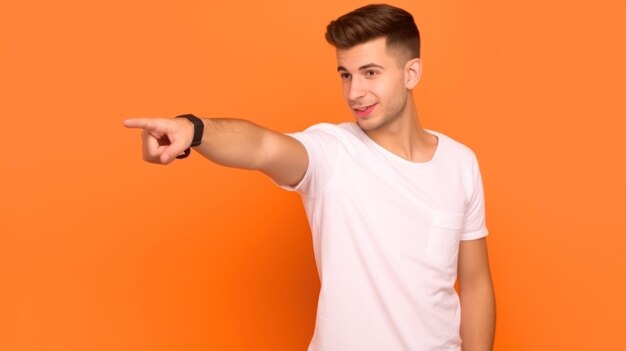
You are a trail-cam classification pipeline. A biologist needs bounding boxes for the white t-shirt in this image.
[274,122,488,351]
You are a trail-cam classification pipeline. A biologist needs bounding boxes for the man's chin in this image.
[356,117,377,130]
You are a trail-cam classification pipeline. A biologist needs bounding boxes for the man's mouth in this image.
[353,103,377,118]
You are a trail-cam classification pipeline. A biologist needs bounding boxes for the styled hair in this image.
[325,4,420,60]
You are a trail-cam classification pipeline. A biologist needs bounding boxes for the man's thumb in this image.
[161,138,189,164]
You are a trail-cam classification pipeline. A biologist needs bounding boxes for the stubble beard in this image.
[357,90,408,133]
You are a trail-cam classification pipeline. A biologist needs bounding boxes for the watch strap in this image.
[175,114,204,147]
[175,114,204,159]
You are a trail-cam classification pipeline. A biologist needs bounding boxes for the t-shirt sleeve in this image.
[271,124,340,197]
[461,153,489,240]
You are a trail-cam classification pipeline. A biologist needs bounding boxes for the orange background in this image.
[1,0,625,350]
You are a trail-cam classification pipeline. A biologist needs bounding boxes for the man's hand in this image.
[123,116,308,187]
[123,117,194,164]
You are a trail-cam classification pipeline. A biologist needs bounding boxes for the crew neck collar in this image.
[351,123,442,167]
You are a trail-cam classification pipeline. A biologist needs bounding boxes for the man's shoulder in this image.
[302,121,356,134]
[297,121,359,143]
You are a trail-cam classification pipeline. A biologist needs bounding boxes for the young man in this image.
[124,4,495,351]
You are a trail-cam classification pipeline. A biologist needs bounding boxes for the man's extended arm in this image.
[123,117,308,187]
[458,238,496,351]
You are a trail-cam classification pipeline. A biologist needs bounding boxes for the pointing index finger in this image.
[123,118,153,129]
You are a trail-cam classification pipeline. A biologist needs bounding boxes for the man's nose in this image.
[347,77,366,102]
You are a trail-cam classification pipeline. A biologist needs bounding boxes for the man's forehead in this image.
[335,37,398,70]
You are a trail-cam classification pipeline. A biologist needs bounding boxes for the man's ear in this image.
[404,58,422,89]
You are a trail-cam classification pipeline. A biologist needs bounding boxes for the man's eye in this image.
[340,73,351,80]
[365,70,379,77]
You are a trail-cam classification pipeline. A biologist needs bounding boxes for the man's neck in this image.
[364,100,438,163]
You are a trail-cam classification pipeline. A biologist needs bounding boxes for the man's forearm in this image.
[192,118,267,170]
[459,281,496,350]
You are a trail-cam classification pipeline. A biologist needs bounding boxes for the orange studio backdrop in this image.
[1,0,625,350]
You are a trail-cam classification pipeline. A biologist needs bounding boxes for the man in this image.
[124,4,495,351]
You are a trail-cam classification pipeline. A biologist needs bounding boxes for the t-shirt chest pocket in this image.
[426,211,465,268]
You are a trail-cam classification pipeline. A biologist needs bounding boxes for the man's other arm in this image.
[458,238,496,351]
[123,117,308,188]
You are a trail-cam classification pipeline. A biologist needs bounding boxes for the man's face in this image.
[336,37,416,132]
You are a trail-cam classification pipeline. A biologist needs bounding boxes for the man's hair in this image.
[325,4,420,60]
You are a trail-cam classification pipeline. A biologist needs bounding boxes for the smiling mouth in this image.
[353,103,376,111]
[353,103,377,118]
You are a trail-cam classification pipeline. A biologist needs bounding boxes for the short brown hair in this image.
[325,4,420,60]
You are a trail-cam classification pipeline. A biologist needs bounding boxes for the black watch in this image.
[175,114,204,159]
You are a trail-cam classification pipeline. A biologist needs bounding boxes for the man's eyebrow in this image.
[337,63,385,72]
